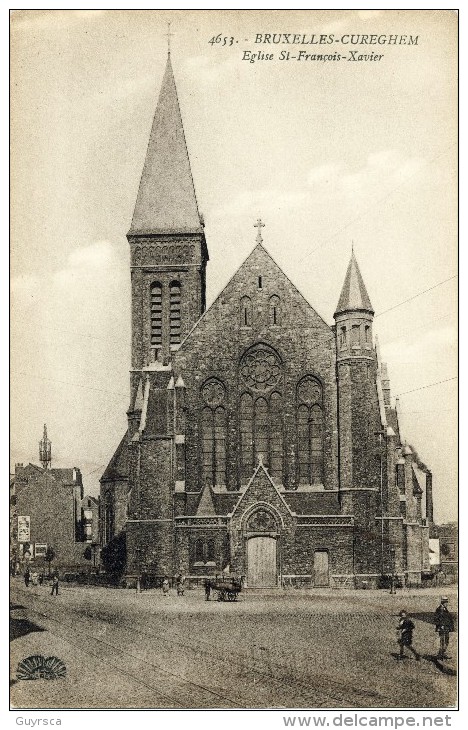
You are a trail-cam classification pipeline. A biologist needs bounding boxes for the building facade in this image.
[12,457,99,573]
[100,54,432,588]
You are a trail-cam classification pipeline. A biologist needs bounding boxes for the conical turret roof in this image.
[129,54,203,235]
[335,251,374,316]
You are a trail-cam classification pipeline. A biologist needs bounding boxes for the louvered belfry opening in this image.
[150,282,163,346]
[169,280,181,344]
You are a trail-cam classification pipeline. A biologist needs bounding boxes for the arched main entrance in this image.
[247,536,277,587]
[244,506,280,588]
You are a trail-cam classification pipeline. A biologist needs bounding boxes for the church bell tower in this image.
[127,53,209,391]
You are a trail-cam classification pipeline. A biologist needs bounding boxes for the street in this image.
[10,580,457,709]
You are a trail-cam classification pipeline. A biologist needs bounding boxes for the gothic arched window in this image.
[240,393,254,483]
[351,324,360,347]
[195,539,204,563]
[206,539,215,563]
[269,295,280,326]
[150,282,163,346]
[240,296,252,327]
[339,326,347,349]
[201,379,226,487]
[104,501,115,545]
[269,391,283,481]
[239,345,284,484]
[297,376,324,485]
[254,397,269,466]
[169,281,181,344]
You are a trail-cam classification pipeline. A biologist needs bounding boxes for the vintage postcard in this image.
[10,8,458,715]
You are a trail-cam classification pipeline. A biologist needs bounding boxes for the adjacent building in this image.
[11,427,99,573]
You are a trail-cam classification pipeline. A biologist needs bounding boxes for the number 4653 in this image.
[209,35,234,46]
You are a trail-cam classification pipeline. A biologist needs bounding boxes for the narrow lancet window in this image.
[297,376,324,486]
[270,295,280,326]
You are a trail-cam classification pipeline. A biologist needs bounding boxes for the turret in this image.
[334,249,374,360]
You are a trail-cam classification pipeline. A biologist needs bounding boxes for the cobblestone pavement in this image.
[10,580,457,709]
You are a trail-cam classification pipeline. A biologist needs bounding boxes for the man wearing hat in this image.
[396,610,420,661]
[434,597,454,659]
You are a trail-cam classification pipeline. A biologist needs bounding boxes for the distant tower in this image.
[39,424,52,469]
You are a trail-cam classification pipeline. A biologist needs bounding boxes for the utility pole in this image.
[136,547,141,593]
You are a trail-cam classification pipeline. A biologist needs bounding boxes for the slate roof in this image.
[101,433,131,482]
[335,251,374,315]
[129,54,203,235]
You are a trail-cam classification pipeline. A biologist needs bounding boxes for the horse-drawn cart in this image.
[207,576,242,602]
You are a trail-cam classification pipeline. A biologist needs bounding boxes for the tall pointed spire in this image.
[129,54,203,235]
[335,250,374,316]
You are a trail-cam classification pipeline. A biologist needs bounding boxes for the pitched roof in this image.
[129,54,203,235]
[177,242,332,351]
[335,251,374,315]
[195,484,217,516]
[101,433,131,482]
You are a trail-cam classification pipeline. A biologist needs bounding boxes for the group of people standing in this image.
[23,568,59,596]
[161,574,186,597]
[397,597,455,661]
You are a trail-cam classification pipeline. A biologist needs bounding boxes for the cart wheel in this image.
[227,591,236,602]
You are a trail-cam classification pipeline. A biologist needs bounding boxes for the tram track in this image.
[11,586,395,708]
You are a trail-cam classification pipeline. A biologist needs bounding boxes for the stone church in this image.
[100,54,432,588]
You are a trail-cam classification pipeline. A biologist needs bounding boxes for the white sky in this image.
[10,9,457,523]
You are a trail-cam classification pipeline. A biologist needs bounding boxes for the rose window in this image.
[246,509,277,532]
[240,346,281,391]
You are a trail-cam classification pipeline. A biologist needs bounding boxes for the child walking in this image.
[397,610,420,660]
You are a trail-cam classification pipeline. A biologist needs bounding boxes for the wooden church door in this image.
[247,537,277,587]
[313,550,329,587]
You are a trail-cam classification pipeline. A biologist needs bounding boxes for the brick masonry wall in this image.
[174,244,339,494]
[15,465,90,570]
[128,233,207,378]
[100,479,129,538]
[105,235,429,585]
[174,526,229,575]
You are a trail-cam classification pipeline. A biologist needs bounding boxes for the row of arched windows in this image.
[199,372,324,488]
[339,323,371,349]
[241,295,280,328]
[150,281,182,346]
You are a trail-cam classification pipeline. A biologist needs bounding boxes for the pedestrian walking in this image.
[31,570,38,587]
[162,575,170,597]
[24,568,30,588]
[434,596,454,659]
[176,574,186,596]
[396,610,420,660]
[204,578,211,601]
[50,571,59,596]
[38,573,44,586]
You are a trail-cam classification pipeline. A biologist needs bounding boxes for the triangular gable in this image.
[229,462,295,521]
[178,243,332,352]
[196,484,217,516]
